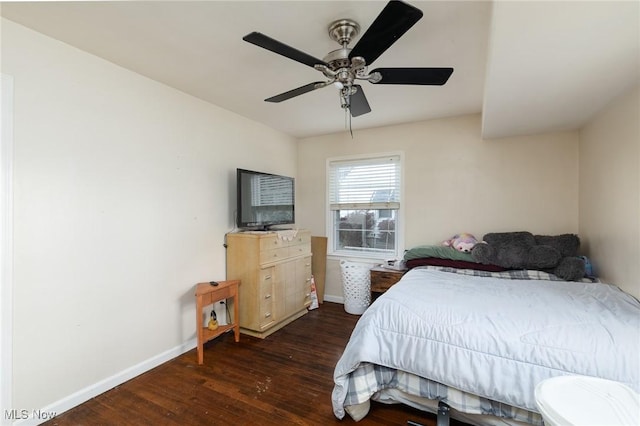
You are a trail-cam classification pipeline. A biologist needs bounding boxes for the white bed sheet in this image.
[332,267,640,421]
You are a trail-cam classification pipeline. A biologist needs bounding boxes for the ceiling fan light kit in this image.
[242,0,453,126]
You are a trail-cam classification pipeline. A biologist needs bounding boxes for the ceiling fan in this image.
[242,0,453,119]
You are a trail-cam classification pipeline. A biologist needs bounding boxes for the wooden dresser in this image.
[226,230,312,338]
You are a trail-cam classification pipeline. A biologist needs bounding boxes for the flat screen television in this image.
[236,168,295,230]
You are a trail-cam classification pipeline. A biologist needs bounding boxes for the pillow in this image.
[404,245,475,262]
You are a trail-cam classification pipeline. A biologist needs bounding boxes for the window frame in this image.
[326,152,404,260]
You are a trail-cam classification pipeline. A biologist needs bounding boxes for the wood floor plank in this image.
[45,302,468,426]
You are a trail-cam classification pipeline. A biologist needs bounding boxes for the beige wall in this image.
[297,115,580,300]
[579,86,640,299]
[2,19,297,414]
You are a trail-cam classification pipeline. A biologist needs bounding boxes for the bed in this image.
[332,266,640,425]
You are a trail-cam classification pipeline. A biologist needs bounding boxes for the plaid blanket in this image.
[414,265,598,282]
[345,363,543,425]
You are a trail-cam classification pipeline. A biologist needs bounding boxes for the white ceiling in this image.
[1,1,638,139]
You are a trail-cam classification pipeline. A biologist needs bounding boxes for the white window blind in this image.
[329,155,401,210]
[251,175,293,206]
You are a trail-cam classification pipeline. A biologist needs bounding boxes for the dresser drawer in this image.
[288,231,311,255]
[295,257,312,289]
[259,234,286,251]
[288,244,311,257]
[260,247,289,264]
[259,306,275,328]
[260,290,274,323]
[259,266,275,294]
[290,231,311,246]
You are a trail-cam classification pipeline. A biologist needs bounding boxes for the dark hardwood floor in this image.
[46,302,466,426]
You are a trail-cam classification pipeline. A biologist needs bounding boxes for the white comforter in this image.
[332,267,640,419]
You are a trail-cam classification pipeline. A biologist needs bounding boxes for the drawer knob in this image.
[265,312,271,318]
[264,275,272,280]
[265,294,271,299]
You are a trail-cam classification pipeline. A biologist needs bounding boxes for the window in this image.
[328,154,402,258]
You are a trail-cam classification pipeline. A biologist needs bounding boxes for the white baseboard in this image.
[13,339,196,426]
[322,294,344,304]
[10,298,345,425]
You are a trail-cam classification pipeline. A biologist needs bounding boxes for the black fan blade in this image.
[349,85,371,117]
[349,1,423,66]
[265,82,325,103]
[371,68,454,85]
[243,32,327,69]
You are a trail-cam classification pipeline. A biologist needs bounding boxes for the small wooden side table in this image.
[370,266,407,301]
[195,280,240,365]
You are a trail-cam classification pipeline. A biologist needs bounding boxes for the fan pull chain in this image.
[339,88,353,139]
[343,104,353,138]
[344,105,348,130]
[342,91,353,138]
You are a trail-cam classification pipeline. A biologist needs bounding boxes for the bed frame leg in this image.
[407,401,450,426]
[436,401,450,426]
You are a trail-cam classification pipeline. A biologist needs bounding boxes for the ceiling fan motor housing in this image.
[325,18,359,79]
[323,48,352,70]
[323,19,371,87]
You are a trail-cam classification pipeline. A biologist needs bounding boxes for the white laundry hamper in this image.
[535,375,640,426]
[340,260,371,315]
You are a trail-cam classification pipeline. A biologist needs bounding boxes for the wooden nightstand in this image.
[195,280,240,365]
[370,266,407,301]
